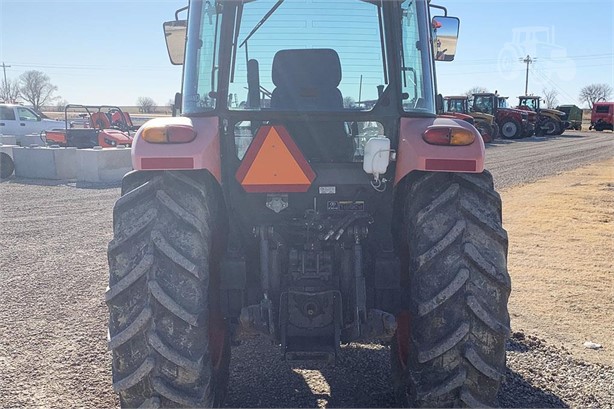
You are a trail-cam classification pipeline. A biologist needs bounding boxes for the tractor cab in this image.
[471,93,496,115]
[518,95,541,112]
[443,95,469,113]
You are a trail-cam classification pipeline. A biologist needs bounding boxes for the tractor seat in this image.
[270,49,353,162]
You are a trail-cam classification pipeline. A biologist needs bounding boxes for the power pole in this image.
[1,62,10,85]
[520,55,535,95]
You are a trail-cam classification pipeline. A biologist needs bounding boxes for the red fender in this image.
[131,116,221,183]
[394,117,485,185]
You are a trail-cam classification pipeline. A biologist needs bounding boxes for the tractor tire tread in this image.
[394,171,509,408]
[107,170,227,408]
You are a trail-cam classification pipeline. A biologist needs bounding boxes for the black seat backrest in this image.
[271,49,343,111]
[269,49,352,161]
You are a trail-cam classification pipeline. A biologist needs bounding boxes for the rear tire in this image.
[491,122,499,139]
[107,170,230,408]
[542,118,559,136]
[392,171,510,407]
[474,122,493,143]
[0,152,14,179]
[500,119,522,139]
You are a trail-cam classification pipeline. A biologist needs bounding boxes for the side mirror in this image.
[163,20,187,65]
[432,16,460,62]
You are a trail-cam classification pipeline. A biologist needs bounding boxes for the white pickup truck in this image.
[0,103,64,136]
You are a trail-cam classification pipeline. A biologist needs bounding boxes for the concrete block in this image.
[0,135,17,145]
[13,146,77,180]
[15,134,47,147]
[76,147,132,183]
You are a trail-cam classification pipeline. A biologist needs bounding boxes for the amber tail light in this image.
[141,124,196,143]
[423,127,475,146]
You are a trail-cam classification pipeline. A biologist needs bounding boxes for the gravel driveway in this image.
[0,131,613,408]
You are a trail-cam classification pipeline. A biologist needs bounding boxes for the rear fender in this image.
[394,117,485,185]
[131,116,221,182]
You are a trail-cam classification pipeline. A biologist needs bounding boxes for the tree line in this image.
[2,69,611,113]
[1,70,167,113]
[463,84,612,109]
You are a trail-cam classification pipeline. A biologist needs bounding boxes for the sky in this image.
[1,0,612,108]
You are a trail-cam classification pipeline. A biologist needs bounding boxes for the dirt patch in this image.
[501,159,614,365]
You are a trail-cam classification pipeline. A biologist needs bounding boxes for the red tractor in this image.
[107,2,510,408]
[471,93,534,139]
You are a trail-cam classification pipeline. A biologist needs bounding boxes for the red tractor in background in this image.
[471,93,533,139]
[44,104,134,148]
[106,2,510,408]
[589,102,614,131]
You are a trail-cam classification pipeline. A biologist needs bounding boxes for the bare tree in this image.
[55,99,69,112]
[19,70,58,110]
[464,86,489,97]
[137,97,157,113]
[542,88,559,109]
[579,83,613,109]
[0,78,21,103]
[343,96,356,108]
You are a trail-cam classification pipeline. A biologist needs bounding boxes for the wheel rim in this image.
[502,122,517,137]
[545,121,556,134]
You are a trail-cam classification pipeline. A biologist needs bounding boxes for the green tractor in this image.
[517,96,568,136]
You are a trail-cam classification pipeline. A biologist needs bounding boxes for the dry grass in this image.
[502,159,614,364]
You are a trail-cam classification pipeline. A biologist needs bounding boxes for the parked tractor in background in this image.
[589,102,614,131]
[443,95,498,142]
[471,92,532,139]
[106,2,510,408]
[556,104,583,131]
[497,96,536,137]
[517,96,568,136]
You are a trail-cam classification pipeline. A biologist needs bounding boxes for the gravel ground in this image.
[1,132,613,408]
[485,132,614,190]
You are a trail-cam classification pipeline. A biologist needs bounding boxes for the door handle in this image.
[0,123,5,126]
[20,123,26,126]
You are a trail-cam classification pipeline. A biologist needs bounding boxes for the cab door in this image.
[16,107,43,134]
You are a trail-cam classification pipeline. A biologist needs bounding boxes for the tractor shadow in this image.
[225,337,567,408]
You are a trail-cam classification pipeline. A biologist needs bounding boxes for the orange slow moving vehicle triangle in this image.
[236,125,316,192]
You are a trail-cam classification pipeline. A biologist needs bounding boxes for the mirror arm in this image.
[175,6,188,21]
[429,4,447,16]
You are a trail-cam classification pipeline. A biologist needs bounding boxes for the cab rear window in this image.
[595,105,611,114]
[0,106,16,121]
